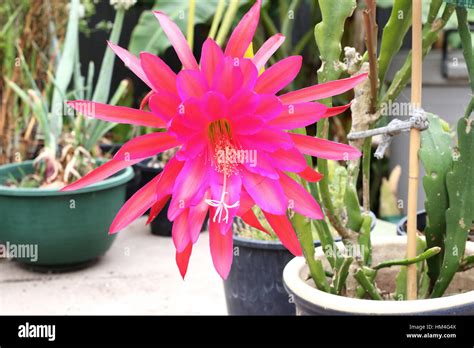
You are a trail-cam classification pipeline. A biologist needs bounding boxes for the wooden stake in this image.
[407,0,422,301]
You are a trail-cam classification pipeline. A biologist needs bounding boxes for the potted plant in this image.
[284,0,474,315]
[0,0,136,271]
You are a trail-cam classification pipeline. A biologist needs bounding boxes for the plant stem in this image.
[354,268,383,300]
[208,0,225,40]
[456,7,474,118]
[373,247,441,270]
[216,0,240,47]
[362,137,371,212]
[281,0,301,53]
[459,255,474,272]
[293,214,330,292]
[186,0,196,51]
[381,4,455,106]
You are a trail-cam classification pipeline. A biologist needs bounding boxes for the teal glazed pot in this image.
[0,161,133,271]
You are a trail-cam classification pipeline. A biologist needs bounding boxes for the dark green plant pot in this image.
[0,161,134,271]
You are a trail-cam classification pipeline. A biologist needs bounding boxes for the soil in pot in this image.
[0,161,133,271]
[284,236,474,315]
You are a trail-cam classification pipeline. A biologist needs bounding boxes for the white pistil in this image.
[205,174,240,224]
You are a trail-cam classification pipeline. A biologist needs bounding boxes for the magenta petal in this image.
[107,41,153,89]
[239,59,258,90]
[268,102,328,129]
[255,94,283,120]
[279,171,323,219]
[324,103,352,118]
[180,98,210,130]
[114,132,180,161]
[200,38,224,85]
[61,159,140,192]
[67,100,166,128]
[209,221,233,279]
[188,194,210,243]
[147,194,171,225]
[177,70,209,99]
[253,34,285,71]
[172,210,191,252]
[270,147,307,173]
[153,11,199,70]
[212,57,244,98]
[238,209,270,235]
[291,133,362,160]
[261,212,302,256]
[228,90,259,119]
[176,131,207,161]
[241,169,287,215]
[140,52,177,94]
[239,129,293,153]
[109,174,162,234]
[168,155,208,220]
[243,152,279,180]
[224,0,261,57]
[254,56,302,94]
[176,242,193,279]
[232,115,264,135]
[280,73,368,104]
[297,166,323,183]
[202,91,229,121]
[148,91,181,123]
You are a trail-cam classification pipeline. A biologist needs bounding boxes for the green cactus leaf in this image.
[431,117,474,298]
[419,113,453,286]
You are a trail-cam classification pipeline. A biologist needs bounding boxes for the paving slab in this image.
[0,217,227,315]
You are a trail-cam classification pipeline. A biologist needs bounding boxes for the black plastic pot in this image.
[396,210,426,236]
[132,160,174,237]
[224,211,377,315]
[224,236,321,315]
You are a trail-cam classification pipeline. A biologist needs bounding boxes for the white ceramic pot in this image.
[283,236,474,315]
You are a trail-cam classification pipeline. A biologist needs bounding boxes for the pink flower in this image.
[63,0,366,279]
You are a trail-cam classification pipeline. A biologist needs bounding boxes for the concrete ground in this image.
[0,217,396,315]
[0,216,227,315]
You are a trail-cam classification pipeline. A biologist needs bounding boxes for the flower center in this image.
[208,119,240,176]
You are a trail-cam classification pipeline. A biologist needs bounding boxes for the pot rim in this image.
[0,160,134,197]
[233,234,321,250]
[283,236,474,315]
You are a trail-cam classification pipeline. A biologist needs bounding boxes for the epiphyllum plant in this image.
[63,0,366,279]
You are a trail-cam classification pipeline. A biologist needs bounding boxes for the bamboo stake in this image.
[407,0,423,301]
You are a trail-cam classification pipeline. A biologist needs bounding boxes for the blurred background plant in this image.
[3,0,134,187]
[0,0,68,165]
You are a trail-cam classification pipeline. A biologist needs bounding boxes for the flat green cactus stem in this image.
[378,0,413,85]
[419,113,453,287]
[431,117,474,298]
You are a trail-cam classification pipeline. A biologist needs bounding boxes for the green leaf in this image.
[128,0,224,56]
[50,0,80,144]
